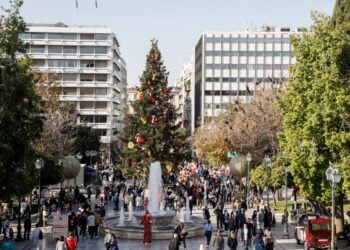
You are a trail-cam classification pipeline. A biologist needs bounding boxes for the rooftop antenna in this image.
[93,0,98,26]
[74,0,78,25]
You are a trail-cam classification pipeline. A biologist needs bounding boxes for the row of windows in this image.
[21,33,109,41]
[205,64,290,70]
[204,36,290,43]
[94,129,107,136]
[205,103,231,109]
[30,45,108,55]
[204,90,252,96]
[205,51,293,57]
[62,87,108,96]
[80,115,107,124]
[37,73,108,82]
[205,77,285,83]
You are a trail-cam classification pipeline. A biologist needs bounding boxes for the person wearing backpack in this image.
[252,232,265,250]
[212,230,224,250]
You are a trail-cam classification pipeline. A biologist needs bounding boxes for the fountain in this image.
[102,161,204,239]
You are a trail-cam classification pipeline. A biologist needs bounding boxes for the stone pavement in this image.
[9,202,349,250]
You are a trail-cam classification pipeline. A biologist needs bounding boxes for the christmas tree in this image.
[120,40,190,177]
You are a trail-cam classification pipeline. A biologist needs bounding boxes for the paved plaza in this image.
[8,203,349,250]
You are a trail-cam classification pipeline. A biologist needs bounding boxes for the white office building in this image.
[22,23,127,162]
[192,27,300,131]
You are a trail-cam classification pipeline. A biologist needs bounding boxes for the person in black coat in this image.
[169,234,180,250]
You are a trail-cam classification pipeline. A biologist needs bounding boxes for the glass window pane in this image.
[95,102,107,109]
[80,74,94,81]
[31,33,45,40]
[95,88,107,95]
[48,33,62,40]
[63,33,77,40]
[20,33,30,40]
[63,74,77,81]
[81,60,95,68]
[96,74,107,82]
[63,46,77,54]
[95,47,107,54]
[80,34,94,40]
[80,102,94,109]
[48,46,62,54]
[95,115,107,123]
[80,88,94,96]
[80,46,94,54]
[95,34,109,40]
[31,45,45,54]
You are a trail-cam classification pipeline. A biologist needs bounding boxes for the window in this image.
[62,87,77,96]
[239,37,248,43]
[96,74,107,82]
[95,115,107,123]
[95,88,107,96]
[48,46,62,54]
[81,115,94,123]
[81,60,95,68]
[80,74,94,82]
[31,33,45,40]
[265,52,273,57]
[95,61,107,68]
[80,88,94,96]
[95,47,108,54]
[63,33,77,40]
[80,33,94,40]
[63,74,77,81]
[32,59,45,67]
[94,129,107,136]
[20,33,30,40]
[48,33,61,40]
[64,60,76,68]
[30,45,45,54]
[239,52,247,56]
[95,102,107,109]
[63,46,77,54]
[204,103,212,108]
[282,51,290,57]
[80,46,94,54]
[80,101,94,109]
[48,60,62,68]
[95,34,108,40]
[48,60,75,68]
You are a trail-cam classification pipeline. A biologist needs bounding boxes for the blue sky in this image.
[14,0,335,86]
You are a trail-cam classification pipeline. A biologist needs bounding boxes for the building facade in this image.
[192,27,299,132]
[23,23,127,163]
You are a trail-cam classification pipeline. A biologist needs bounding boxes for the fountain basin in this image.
[101,215,205,239]
[133,211,176,227]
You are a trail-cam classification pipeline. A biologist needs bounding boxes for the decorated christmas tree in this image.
[120,40,190,177]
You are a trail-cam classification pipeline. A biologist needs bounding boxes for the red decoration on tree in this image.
[136,135,144,144]
[162,87,168,95]
[150,96,156,103]
[137,91,144,101]
[146,81,152,88]
[150,115,157,124]
[131,159,137,166]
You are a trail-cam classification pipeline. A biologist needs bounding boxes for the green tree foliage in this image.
[332,0,350,29]
[74,125,100,165]
[277,14,350,202]
[0,0,43,200]
[120,40,190,176]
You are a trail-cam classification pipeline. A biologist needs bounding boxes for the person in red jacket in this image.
[66,232,78,250]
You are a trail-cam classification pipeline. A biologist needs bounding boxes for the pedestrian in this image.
[203,219,213,247]
[227,230,238,250]
[241,223,252,250]
[87,212,96,240]
[213,230,224,250]
[203,205,210,220]
[79,211,88,239]
[42,206,48,229]
[94,210,101,238]
[31,224,43,250]
[264,230,275,250]
[2,222,14,241]
[104,229,115,250]
[168,233,180,250]
[179,222,188,249]
[55,235,66,250]
[141,209,152,244]
[68,212,79,242]
[23,207,32,240]
[252,232,264,250]
[66,232,78,250]
[1,237,15,250]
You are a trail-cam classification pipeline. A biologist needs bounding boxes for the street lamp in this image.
[75,153,83,187]
[325,163,342,250]
[246,152,252,208]
[35,158,44,226]
[283,165,289,239]
[263,155,271,208]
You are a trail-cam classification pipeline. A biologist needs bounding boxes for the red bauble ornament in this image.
[162,87,168,95]
[131,159,137,166]
[150,96,156,103]
[150,115,157,124]
[136,136,144,144]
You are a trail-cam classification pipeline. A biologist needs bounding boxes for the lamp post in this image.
[283,165,289,239]
[75,153,83,187]
[35,158,44,226]
[246,152,252,208]
[14,162,25,241]
[263,155,271,208]
[325,164,342,250]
